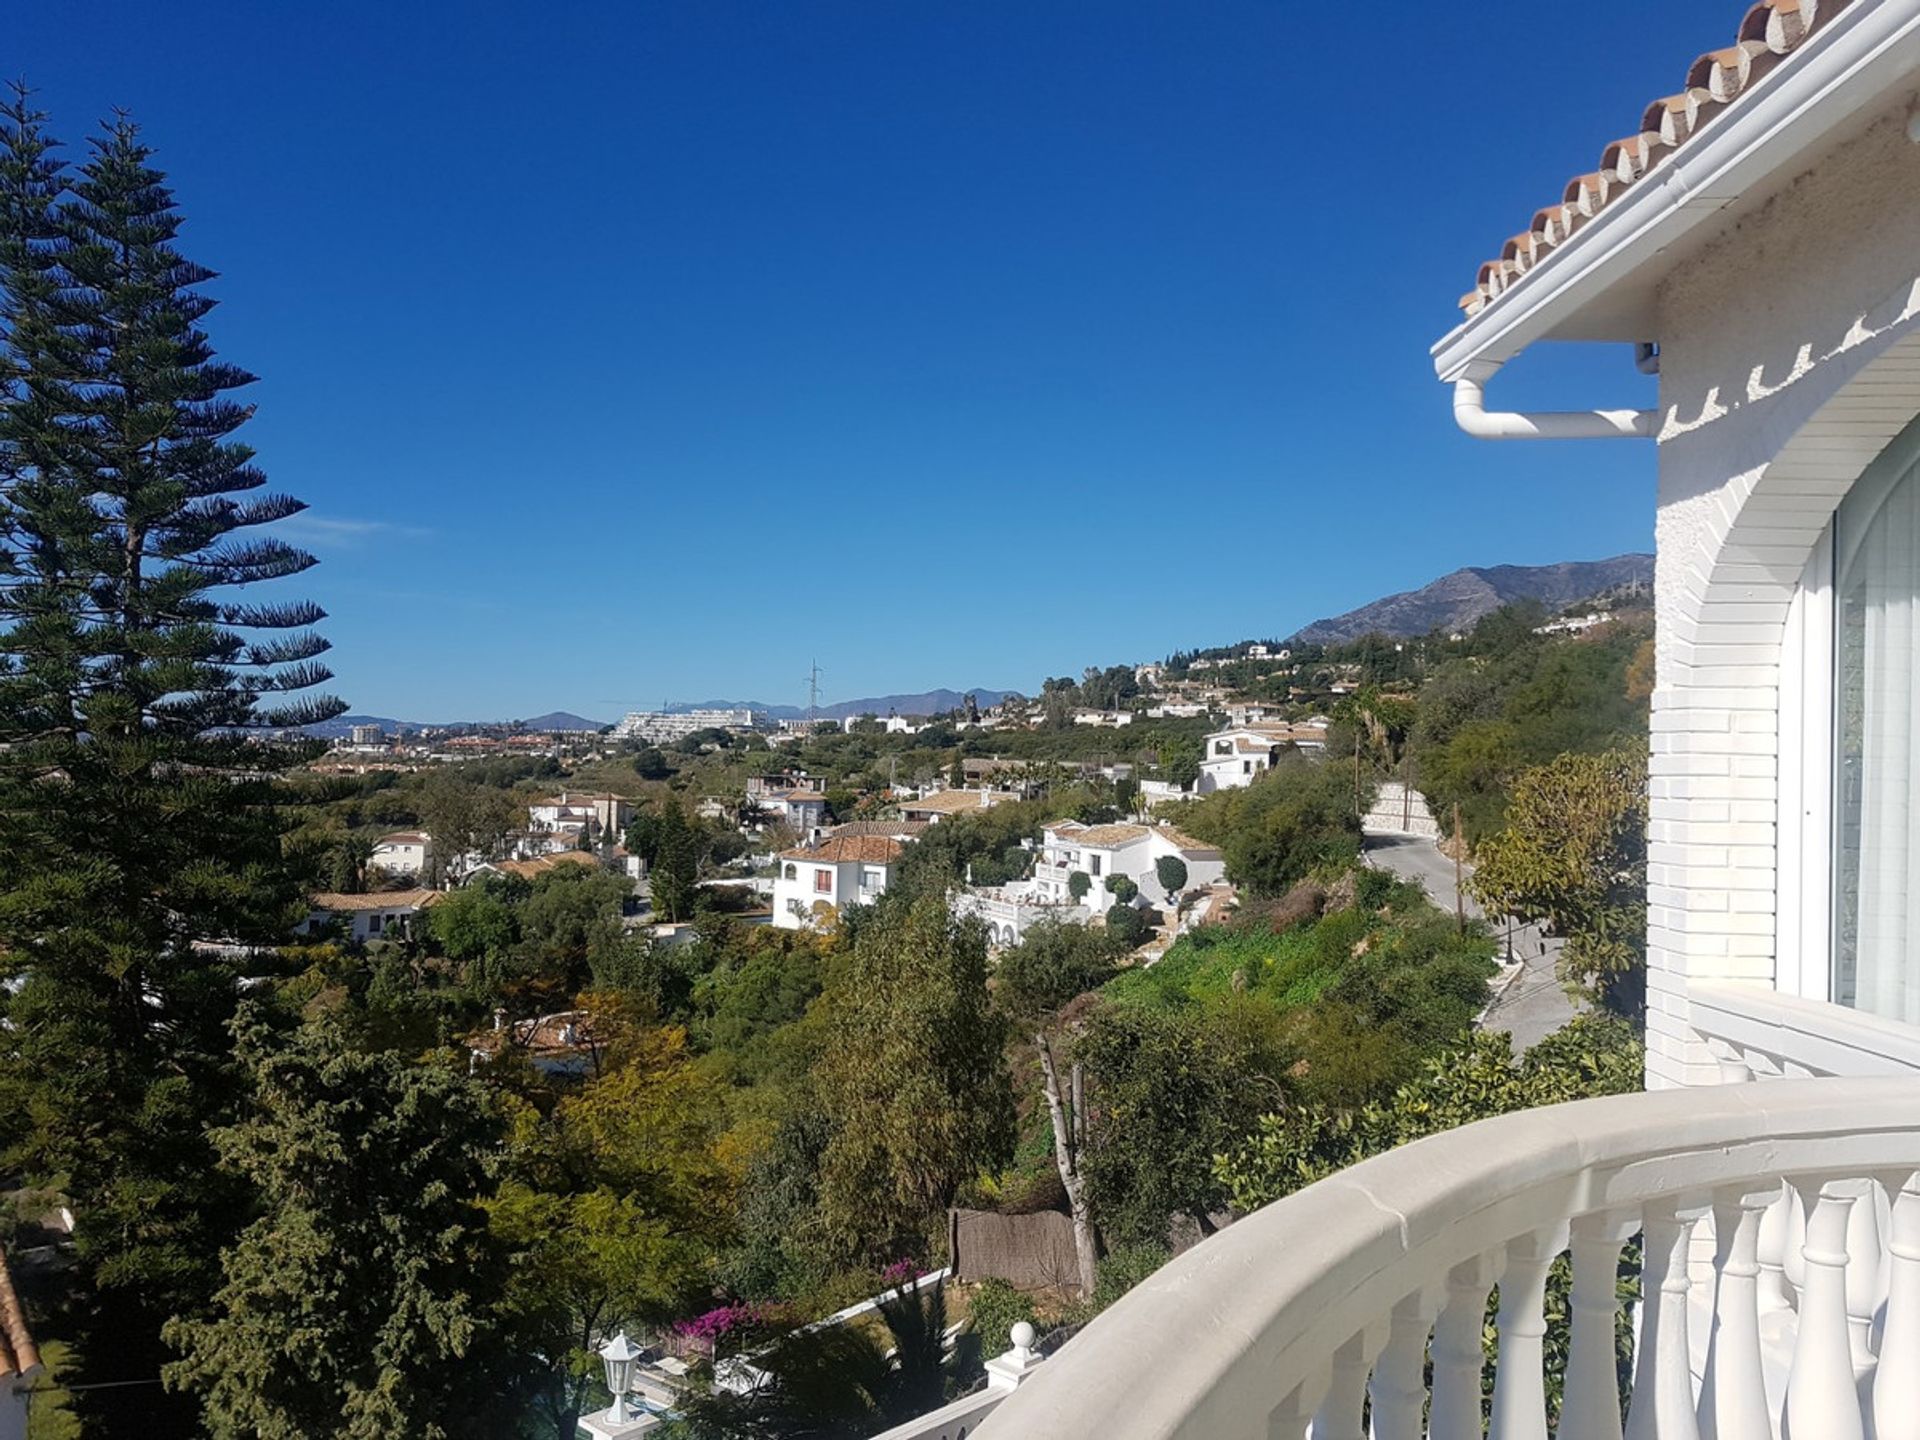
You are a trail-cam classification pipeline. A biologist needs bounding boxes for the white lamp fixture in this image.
[599,1331,643,1424]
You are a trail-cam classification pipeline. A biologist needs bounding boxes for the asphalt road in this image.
[1362,832,1579,1050]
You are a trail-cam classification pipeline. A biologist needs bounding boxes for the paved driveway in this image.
[1362,832,1579,1050]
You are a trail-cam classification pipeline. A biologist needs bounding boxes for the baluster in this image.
[1562,1213,1634,1440]
[1367,1291,1431,1440]
[1490,1225,1565,1440]
[1784,1182,1865,1440]
[1872,1172,1920,1440]
[1626,1200,1702,1440]
[1841,1178,1886,1376]
[1759,1185,1795,1317]
[1430,1251,1500,1440]
[1698,1186,1773,1440]
[1266,1368,1323,1440]
[1311,1327,1373,1440]
[1783,1188,1808,1305]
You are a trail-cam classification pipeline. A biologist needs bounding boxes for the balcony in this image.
[973,1075,1920,1440]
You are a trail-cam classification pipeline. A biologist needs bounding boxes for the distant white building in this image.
[298,889,442,944]
[1534,610,1614,636]
[772,835,908,929]
[1030,820,1224,910]
[528,791,633,842]
[348,722,384,747]
[371,830,431,876]
[1071,710,1134,728]
[614,708,760,742]
[1195,721,1329,792]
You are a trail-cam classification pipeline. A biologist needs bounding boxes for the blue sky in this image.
[15,1,1703,720]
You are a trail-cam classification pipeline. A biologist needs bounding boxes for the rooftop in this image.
[900,789,1018,815]
[1457,0,1835,319]
[308,887,442,912]
[780,835,908,864]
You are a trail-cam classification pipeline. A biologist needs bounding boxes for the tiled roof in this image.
[377,831,429,846]
[1156,826,1220,856]
[0,1248,38,1380]
[830,820,932,839]
[487,851,601,881]
[1458,0,1839,317]
[901,789,1016,814]
[1069,824,1152,848]
[780,836,907,864]
[1043,819,1088,836]
[309,887,443,912]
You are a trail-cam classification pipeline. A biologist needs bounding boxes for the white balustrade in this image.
[969,1077,1920,1440]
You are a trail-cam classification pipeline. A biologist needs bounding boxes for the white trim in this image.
[1690,979,1920,1076]
[1779,524,1835,1004]
[1429,0,1920,379]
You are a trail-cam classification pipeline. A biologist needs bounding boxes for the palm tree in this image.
[679,1281,967,1440]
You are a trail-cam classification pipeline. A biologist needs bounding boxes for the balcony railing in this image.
[973,1075,1920,1440]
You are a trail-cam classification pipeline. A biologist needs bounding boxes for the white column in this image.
[1430,1252,1501,1440]
[1784,1183,1865,1440]
[1841,1177,1886,1377]
[1872,1171,1920,1440]
[1561,1215,1632,1440]
[1367,1291,1432,1440]
[1311,1328,1373,1440]
[1758,1184,1796,1317]
[1699,1187,1773,1440]
[1490,1226,1565,1440]
[1627,1201,1702,1440]
[1267,1365,1326,1440]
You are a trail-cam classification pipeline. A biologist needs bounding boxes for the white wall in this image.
[1647,94,1920,1087]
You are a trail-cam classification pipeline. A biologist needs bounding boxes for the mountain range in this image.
[1286,554,1653,647]
[305,556,1650,736]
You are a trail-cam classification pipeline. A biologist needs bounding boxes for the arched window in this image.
[783,863,797,881]
[1833,418,1920,1022]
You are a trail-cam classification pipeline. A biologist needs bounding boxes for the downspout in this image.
[1451,355,1657,440]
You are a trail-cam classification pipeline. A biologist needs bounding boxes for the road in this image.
[1362,832,1579,1050]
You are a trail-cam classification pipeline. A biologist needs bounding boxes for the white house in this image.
[527,791,633,843]
[298,888,442,944]
[1030,820,1224,909]
[772,835,908,929]
[981,6,1920,1438]
[370,830,430,876]
[763,789,829,832]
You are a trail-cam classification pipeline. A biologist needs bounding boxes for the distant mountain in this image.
[302,710,606,738]
[519,711,606,732]
[1288,555,1653,646]
[663,689,1015,721]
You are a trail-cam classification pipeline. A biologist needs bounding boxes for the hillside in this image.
[1288,555,1652,646]
[665,688,1014,721]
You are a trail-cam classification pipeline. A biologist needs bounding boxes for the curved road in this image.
[1362,832,1579,1050]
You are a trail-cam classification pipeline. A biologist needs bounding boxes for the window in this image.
[861,867,885,891]
[1242,761,1252,775]
[1833,423,1920,1022]
[814,868,833,894]
[783,863,797,881]
[1090,856,1102,877]
[1214,741,1232,756]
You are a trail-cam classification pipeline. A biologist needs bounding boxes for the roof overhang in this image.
[1430,0,1920,383]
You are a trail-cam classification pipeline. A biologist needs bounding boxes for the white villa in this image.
[771,834,908,930]
[370,829,431,876]
[980,4,1920,1439]
[528,791,633,844]
[298,888,442,944]
[1030,820,1224,910]
[1195,720,1331,792]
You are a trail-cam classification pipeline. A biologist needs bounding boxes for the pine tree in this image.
[163,1012,523,1438]
[0,90,345,1430]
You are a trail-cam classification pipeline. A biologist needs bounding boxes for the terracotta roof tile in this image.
[309,888,442,912]
[779,836,907,864]
[1458,0,1845,317]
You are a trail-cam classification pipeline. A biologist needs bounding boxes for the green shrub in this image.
[1068,871,1092,902]
[965,1279,1037,1357]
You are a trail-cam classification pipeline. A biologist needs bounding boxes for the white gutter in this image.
[1452,359,1655,440]
[1432,0,1920,438]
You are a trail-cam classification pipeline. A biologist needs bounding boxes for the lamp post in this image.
[599,1331,643,1425]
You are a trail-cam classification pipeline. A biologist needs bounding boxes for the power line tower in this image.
[805,660,823,729]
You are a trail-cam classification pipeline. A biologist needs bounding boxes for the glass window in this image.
[1834,433,1920,1022]
[814,868,833,894]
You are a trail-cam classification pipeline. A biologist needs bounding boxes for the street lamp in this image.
[599,1331,643,1425]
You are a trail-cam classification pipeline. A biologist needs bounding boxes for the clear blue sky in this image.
[16,0,1701,720]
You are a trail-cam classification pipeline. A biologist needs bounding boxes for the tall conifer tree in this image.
[0,89,344,1432]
